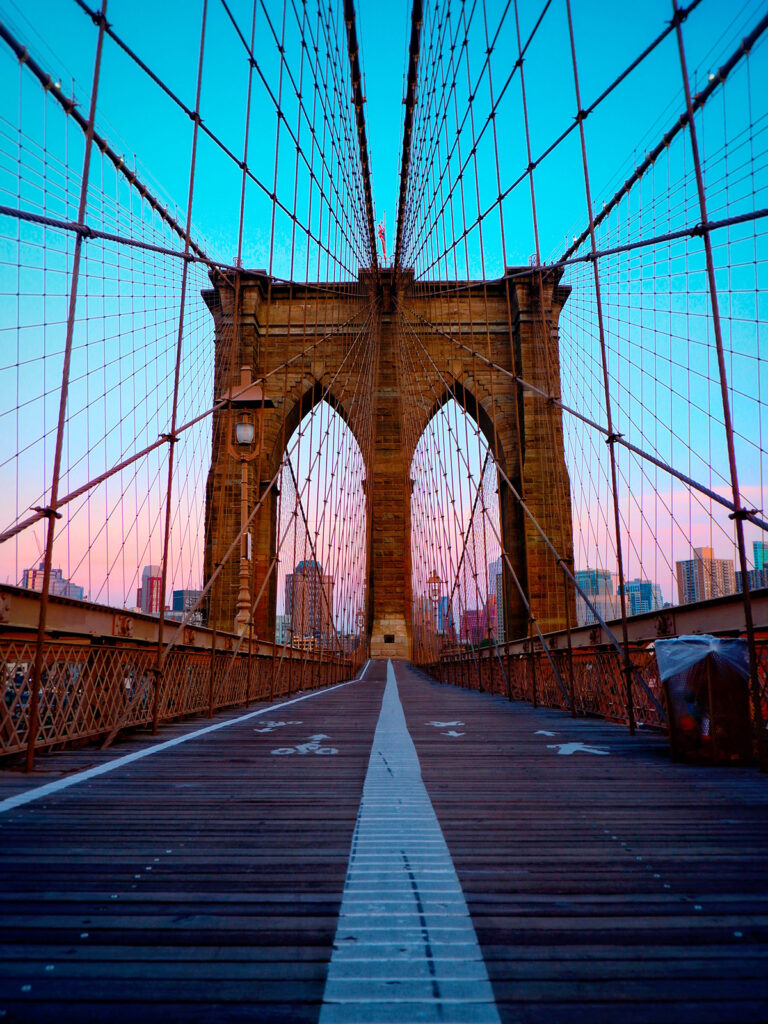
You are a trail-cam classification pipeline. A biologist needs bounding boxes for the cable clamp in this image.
[33,506,62,520]
[605,432,624,444]
[160,433,179,445]
[78,224,94,240]
[729,507,760,521]
[90,9,110,29]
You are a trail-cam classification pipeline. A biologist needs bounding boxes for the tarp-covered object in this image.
[655,635,750,683]
[654,635,752,764]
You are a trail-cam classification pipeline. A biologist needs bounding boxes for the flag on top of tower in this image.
[377,214,387,264]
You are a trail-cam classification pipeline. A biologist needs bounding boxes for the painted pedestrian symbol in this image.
[272,734,338,755]
[547,742,609,756]
[254,720,302,734]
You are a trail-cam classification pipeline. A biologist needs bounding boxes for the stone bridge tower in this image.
[203,268,575,657]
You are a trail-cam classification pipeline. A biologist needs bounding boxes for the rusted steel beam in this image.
[393,0,422,272]
[343,0,379,274]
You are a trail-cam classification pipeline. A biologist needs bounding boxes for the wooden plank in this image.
[394,661,768,1024]
[1,660,767,1023]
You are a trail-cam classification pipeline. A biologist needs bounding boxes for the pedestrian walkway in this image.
[0,660,766,1023]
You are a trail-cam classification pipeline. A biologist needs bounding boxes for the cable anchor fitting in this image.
[729,507,760,521]
[33,506,62,520]
[605,432,624,445]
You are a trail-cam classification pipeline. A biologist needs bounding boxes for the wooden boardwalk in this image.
[0,659,766,1023]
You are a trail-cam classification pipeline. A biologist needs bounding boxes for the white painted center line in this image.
[320,660,501,1024]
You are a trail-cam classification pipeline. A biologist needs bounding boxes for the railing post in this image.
[563,571,576,717]
[208,627,217,719]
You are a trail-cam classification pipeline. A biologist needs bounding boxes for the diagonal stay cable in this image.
[398,298,768,534]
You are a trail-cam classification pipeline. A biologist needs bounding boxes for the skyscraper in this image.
[574,568,619,626]
[754,540,768,572]
[494,571,505,642]
[137,564,163,614]
[487,556,502,595]
[618,578,664,616]
[437,595,455,637]
[675,547,735,605]
[285,559,334,645]
[169,589,203,624]
[21,562,84,600]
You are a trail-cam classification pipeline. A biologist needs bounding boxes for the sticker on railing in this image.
[254,720,302,734]
[272,734,338,755]
[547,742,609,756]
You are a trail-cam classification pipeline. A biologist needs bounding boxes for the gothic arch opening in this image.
[275,398,368,655]
[410,397,514,664]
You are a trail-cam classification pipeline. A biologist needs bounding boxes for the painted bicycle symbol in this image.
[271,733,339,756]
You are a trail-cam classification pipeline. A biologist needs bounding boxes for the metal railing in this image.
[0,618,355,761]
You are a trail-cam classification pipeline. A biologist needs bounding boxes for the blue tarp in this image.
[654,635,749,684]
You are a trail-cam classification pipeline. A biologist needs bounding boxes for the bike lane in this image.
[0,664,387,1023]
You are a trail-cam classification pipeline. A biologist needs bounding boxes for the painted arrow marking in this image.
[535,730,556,737]
[442,730,465,737]
[547,742,609,756]
[426,720,464,728]
[254,720,302,734]
[272,734,338,755]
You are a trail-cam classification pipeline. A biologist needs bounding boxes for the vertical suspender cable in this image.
[671,0,767,773]
[151,0,209,733]
[25,0,109,772]
[565,0,636,734]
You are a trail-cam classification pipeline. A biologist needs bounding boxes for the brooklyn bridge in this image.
[0,0,767,1019]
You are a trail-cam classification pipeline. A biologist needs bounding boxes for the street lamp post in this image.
[224,366,270,636]
[426,569,444,663]
[427,569,443,605]
[356,607,365,650]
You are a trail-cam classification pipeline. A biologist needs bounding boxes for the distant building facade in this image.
[486,558,505,642]
[285,559,334,645]
[736,568,768,593]
[275,614,292,646]
[619,578,664,616]
[754,540,768,572]
[675,547,735,605]
[21,562,84,600]
[460,608,487,646]
[574,568,619,626]
[485,593,498,640]
[136,564,163,614]
[437,595,455,637]
[168,589,203,625]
